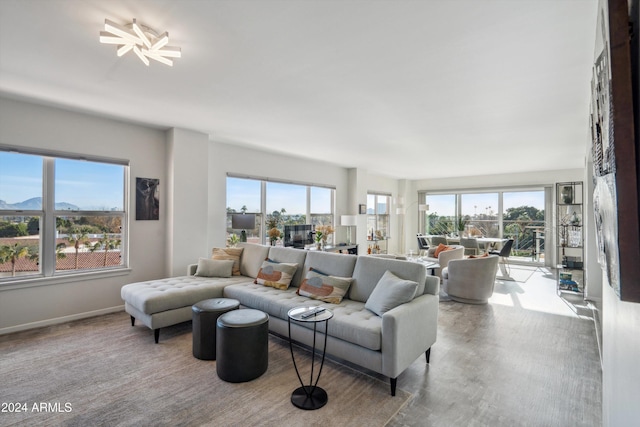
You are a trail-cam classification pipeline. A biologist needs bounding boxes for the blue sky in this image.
[0,152,124,210]
[227,177,332,214]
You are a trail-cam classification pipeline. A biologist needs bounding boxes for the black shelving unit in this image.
[556,181,584,294]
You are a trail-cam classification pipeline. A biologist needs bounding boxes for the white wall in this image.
[0,97,168,333]
[416,169,584,191]
[603,282,640,425]
[166,128,210,276]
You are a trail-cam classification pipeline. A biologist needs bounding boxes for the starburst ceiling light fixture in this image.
[99,18,181,66]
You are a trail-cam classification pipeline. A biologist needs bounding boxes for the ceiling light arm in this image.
[99,18,181,67]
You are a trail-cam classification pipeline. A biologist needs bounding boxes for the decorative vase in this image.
[316,241,322,250]
[271,240,276,246]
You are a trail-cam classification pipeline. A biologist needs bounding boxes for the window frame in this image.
[418,185,550,264]
[226,174,335,246]
[366,192,391,240]
[0,147,129,284]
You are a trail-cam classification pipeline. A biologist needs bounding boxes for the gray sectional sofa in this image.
[121,242,440,396]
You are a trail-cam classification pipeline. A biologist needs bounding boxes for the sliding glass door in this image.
[419,188,547,264]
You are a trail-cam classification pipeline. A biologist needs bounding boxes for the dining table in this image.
[476,237,507,253]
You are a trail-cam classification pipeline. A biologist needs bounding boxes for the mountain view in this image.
[0,197,80,211]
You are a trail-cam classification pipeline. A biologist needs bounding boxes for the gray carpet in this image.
[0,312,410,427]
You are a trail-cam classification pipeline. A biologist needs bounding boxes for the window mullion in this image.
[42,158,56,277]
[260,181,266,245]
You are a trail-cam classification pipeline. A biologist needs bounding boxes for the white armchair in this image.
[442,255,499,304]
[424,245,464,279]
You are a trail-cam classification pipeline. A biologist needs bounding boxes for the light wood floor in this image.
[388,266,602,426]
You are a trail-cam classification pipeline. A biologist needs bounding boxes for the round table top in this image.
[192,298,240,313]
[288,306,333,323]
[217,308,268,327]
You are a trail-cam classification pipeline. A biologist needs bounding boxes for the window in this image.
[0,149,127,281]
[226,177,261,244]
[366,193,390,241]
[461,193,499,237]
[310,187,333,227]
[226,176,335,246]
[265,182,307,246]
[419,188,547,263]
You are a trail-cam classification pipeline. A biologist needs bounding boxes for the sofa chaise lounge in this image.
[121,242,440,395]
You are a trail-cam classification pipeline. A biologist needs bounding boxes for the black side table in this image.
[192,298,239,360]
[287,306,333,410]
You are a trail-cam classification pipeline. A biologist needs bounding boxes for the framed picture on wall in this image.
[590,0,640,302]
[359,204,367,214]
[136,178,159,220]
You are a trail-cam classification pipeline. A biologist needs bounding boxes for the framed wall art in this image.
[136,177,159,220]
[590,0,640,302]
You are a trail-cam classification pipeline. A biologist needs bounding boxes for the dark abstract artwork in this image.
[136,178,159,220]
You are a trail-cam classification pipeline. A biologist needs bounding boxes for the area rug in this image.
[0,312,411,427]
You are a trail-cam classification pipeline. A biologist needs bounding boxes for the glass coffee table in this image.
[287,306,333,410]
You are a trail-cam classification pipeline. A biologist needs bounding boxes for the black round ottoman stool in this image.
[216,309,269,383]
[192,298,240,360]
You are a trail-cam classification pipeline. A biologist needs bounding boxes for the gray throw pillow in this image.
[365,270,419,316]
[194,258,234,278]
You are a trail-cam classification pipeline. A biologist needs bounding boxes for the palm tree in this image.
[25,244,66,272]
[66,227,91,269]
[89,233,121,266]
[0,243,29,277]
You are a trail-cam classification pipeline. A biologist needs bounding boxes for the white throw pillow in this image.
[194,258,234,278]
[365,270,419,316]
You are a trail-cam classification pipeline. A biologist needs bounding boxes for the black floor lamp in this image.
[232,213,256,242]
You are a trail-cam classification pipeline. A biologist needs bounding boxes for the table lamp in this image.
[340,215,357,245]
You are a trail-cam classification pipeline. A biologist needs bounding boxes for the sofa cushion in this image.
[121,275,252,315]
[194,258,234,278]
[302,250,357,281]
[212,247,244,276]
[255,259,298,290]
[223,283,382,350]
[365,270,419,316]
[297,268,353,304]
[238,242,270,278]
[267,246,308,287]
[350,256,426,303]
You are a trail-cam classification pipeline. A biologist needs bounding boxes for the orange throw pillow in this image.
[434,243,451,257]
[468,253,489,259]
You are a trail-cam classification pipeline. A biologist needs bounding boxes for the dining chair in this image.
[416,234,430,256]
[459,237,480,256]
[430,236,448,246]
[489,238,514,277]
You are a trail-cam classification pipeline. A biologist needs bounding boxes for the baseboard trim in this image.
[586,299,603,369]
[0,305,125,335]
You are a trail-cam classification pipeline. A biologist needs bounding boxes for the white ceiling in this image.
[0,0,597,180]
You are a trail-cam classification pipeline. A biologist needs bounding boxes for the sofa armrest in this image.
[187,264,198,276]
[423,274,440,296]
[380,293,439,378]
[437,246,464,269]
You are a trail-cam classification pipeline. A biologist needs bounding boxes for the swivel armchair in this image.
[442,255,499,304]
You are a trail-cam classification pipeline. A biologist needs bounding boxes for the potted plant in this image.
[314,224,335,249]
[456,218,467,237]
[268,228,281,246]
[227,233,240,247]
